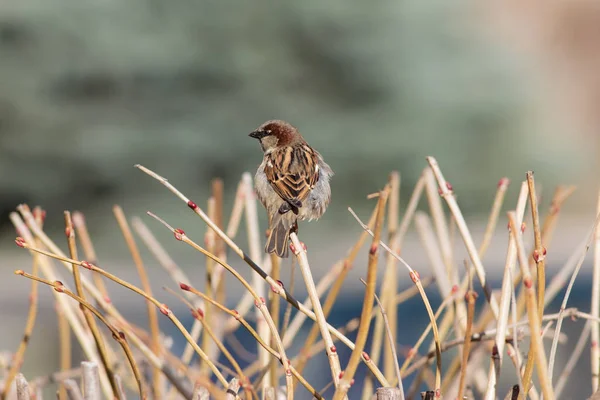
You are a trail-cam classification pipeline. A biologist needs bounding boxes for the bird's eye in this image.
[266,130,272,134]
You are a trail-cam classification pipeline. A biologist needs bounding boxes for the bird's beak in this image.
[249,130,267,139]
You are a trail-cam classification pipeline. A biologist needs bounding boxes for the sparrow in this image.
[249,120,333,258]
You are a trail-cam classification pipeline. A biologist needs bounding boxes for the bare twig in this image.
[333,188,389,400]
[192,384,209,400]
[348,207,441,392]
[242,173,272,393]
[14,271,145,398]
[226,378,241,400]
[426,156,499,317]
[1,209,43,400]
[65,211,117,399]
[547,209,600,383]
[72,212,110,302]
[63,379,84,400]
[291,231,343,390]
[592,193,600,392]
[82,362,100,400]
[113,205,161,398]
[181,283,323,400]
[360,279,404,399]
[16,374,30,400]
[457,290,477,400]
[508,212,554,400]
[376,387,402,400]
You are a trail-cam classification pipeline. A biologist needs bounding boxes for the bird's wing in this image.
[264,144,320,206]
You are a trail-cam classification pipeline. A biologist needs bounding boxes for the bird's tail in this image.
[266,212,294,258]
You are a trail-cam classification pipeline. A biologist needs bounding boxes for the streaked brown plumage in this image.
[249,120,333,257]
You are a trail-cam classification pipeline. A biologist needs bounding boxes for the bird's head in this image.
[249,120,301,152]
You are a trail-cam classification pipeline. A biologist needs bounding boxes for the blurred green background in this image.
[0,0,598,235]
[1,0,600,398]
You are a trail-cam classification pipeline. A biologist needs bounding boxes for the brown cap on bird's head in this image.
[249,120,303,146]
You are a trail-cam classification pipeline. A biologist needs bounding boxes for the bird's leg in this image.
[289,199,302,209]
[279,200,301,215]
[291,220,299,233]
[278,203,292,215]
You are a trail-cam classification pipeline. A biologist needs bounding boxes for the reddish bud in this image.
[446,182,453,191]
[285,369,292,376]
[339,371,345,379]
[232,310,241,320]
[407,348,416,357]
[33,208,43,220]
[289,243,297,254]
[180,282,191,291]
[159,304,171,316]
[492,345,498,356]
[64,227,71,237]
[362,351,371,361]
[343,259,351,270]
[174,228,185,241]
[271,280,284,293]
[409,270,420,283]
[592,341,598,348]
[254,299,261,308]
[330,345,337,353]
[369,244,378,255]
[438,188,443,196]
[435,389,441,398]
[533,247,547,262]
[15,270,24,275]
[465,291,478,301]
[521,222,526,233]
[103,296,112,304]
[241,377,252,390]
[451,285,459,294]
[524,277,533,289]
[15,237,25,248]
[350,379,355,386]
[497,177,510,188]
[196,308,204,318]
[187,200,198,210]
[81,261,93,270]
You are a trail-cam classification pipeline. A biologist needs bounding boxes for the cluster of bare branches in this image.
[1,157,600,400]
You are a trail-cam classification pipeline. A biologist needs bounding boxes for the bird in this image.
[249,119,333,258]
